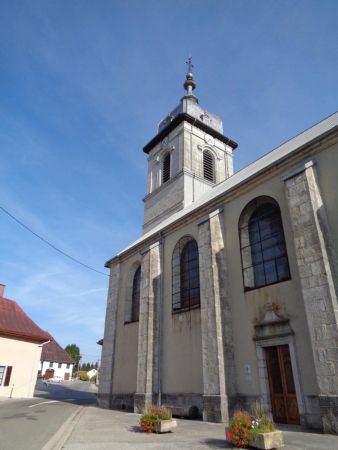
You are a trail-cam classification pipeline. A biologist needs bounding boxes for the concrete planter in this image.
[153,419,177,433]
[249,430,284,449]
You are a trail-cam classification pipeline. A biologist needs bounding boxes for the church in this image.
[98,62,338,434]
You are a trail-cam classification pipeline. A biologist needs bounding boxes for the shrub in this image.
[79,373,89,381]
[226,404,277,447]
[226,410,253,448]
[139,406,172,433]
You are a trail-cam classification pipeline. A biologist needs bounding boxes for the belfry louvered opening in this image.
[162,152,171,183]
[203,150,215,183]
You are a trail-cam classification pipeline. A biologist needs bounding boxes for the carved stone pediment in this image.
[254,302,293,341]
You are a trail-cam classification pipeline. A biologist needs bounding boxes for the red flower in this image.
[226,431,234,440]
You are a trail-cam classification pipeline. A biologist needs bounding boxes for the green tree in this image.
[65,344,81,372]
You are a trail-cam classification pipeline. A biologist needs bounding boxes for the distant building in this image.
[87,368,98,379]
[40,335,75,381]
[99,66,338,434]
[0,284,50,398]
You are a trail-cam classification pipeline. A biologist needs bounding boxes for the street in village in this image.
[1,380,338,450]
[0,380,97,450]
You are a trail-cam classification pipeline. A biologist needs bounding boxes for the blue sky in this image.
[0,0,337,363]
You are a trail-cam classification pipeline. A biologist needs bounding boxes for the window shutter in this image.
[4,366,12,386]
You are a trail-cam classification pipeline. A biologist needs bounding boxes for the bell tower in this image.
[143,59,238,234]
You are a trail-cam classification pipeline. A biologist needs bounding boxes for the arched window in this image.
[162,152,171,184]
[172,237,200,311]
[131,266,141,322]
[239,198,290,290]
[203,150,215,183]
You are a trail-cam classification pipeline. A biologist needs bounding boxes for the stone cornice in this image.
[143,113,238,154]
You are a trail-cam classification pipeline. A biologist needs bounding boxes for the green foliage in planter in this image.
[251,402,276,435]
[140,406,172,433]
[226,403,277,447]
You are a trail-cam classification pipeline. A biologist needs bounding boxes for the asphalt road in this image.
[0,380,97,450]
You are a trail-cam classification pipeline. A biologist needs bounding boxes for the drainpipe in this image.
[157,231,164,406]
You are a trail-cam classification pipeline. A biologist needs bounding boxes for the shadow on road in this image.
[34,380,98,406]
[201,438,233,449]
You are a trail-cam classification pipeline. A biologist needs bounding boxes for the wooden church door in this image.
[265,345,300,424]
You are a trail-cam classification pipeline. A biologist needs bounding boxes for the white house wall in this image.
[41,360,73,380]
[0,336,42,398]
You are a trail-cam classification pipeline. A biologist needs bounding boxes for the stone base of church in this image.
[228,394,261,414]
[160,393,203,419]
[97,392,111,409]
[203,394,229,423]
[98,392,336,433]
[97,393,135,411]
[319,395,338,434]
[134,393,157,413]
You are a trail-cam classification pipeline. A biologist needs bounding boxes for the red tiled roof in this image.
[0,296,50,343]
[41,335,75,364]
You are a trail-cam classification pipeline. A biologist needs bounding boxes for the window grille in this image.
[131,266,141,322]
[203,150,215,183]
[172,238,200,312]
[162,153,171,183]
[240,200,290,290]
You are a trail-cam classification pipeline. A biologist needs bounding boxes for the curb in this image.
[42,406,84,450]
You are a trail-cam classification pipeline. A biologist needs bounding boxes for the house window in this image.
[0,366,5,385]
[172,236,200,312]
[49,362,53,368]
[162,152,171,184]
[239,197,290,290]
[131,266,141,322]
[66,364,70,369]
[125,262,142,324]
[203,150,215,183]
[58,363,62,368]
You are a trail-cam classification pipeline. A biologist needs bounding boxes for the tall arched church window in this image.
[239,197,290,290]
[131,266,141,322]
[172,236,200,312]
[162,152,171,184]
[203,150,215,183]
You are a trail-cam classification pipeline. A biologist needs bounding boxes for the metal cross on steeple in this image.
[183,56,197,99]
[186,56,194,74]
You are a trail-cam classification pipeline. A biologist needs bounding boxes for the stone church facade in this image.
[98,66,338,433]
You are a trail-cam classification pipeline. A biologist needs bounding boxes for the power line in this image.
[0,205,109,277]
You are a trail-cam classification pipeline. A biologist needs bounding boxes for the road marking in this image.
[28,400,59,408]
[42,406,83,450]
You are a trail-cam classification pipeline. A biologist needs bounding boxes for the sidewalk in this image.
[46,406,338,450]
